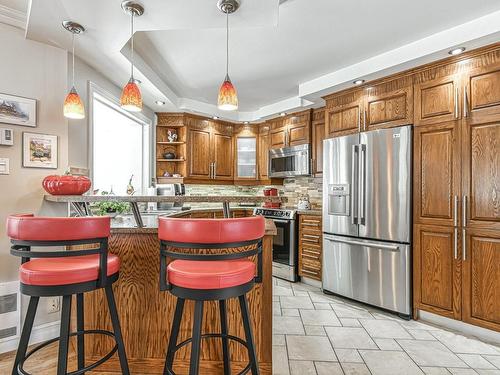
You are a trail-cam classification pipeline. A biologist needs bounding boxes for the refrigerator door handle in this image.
[324,235,400,252]
[358,144,366,225]
[351,145,359,224]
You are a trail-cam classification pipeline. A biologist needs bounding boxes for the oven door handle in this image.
[271,218,293,224]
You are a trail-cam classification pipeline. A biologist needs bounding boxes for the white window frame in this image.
[88,82,152,194]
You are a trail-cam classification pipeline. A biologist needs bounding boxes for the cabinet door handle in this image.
[213,161,217,179]
[358,110,361,132]
[454,227,458,260]
[363,110,367,131]
[209,162,212,178]
[462,228,467,261]
[463,85,469,118]
[462,195,467,226]
[453,195,458,227]
[454,87,459,119]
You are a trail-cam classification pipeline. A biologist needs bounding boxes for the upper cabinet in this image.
[365,76,413,130]
[269,110,311,149]
[311,107,325,176]
[258,123,270,181]
[325,89,364,138]
[234,124,258,181]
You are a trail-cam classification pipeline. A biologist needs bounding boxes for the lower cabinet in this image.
[414,224,500,332]
[298,215,322,281]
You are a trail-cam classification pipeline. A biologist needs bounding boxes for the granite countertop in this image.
[45,194,285,203]
[295,209,322,216]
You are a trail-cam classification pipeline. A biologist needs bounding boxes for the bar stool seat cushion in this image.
[167,260,255,289]
[19,254,120,286]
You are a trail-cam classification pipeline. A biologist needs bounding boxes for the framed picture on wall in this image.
[22,132,58,169]
[0,93,37,127]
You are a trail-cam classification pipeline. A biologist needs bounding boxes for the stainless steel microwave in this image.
[269,144,311,178]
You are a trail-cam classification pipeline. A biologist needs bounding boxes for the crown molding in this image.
[0,4,27,30]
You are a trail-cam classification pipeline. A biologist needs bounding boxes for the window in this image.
[91,91,150,195]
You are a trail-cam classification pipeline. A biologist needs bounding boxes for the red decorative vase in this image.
[42,175,91,195]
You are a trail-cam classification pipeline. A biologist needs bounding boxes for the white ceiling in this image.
[1,0,500,121]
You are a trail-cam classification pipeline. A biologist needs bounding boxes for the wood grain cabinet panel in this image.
[212,133,234,180]
[465,64,500,124]
[365,77,413,130]
[413,122,461,226]
[462,121,500,231]
[312,108,325,176]
[414,225,461,320]
[325,90,364,138]
[298,215,322,281]
[270,129,286,149]
[188,128,211,179]
[287,110,311,146]
[414,75,461,126]
[462,229,500,332]
[258,125,270,181]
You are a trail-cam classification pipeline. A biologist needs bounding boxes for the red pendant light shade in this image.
[217,75,238,111]
[120,78,143,112]
[63,87,85,119]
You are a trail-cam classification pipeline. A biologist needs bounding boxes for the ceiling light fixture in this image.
[449,47,466,56]
[213,116,220,120]
[155,100,165,106]
[62,21,85,120]
[353,79,365,85]
[217,0,239,111]
[280,112,286,117]
[243,121,249,124]
[120,1,144,112]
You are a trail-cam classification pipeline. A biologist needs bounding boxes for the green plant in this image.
[93,201,130,216]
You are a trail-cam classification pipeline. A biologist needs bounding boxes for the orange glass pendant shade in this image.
[217,75,238,111]
[120,78,142,112]
[63,86,85,119]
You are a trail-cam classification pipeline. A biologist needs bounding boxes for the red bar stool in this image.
[6,214,129,375]
[158,216,265,375]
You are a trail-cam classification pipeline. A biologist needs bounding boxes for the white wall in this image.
[0,23,68,332]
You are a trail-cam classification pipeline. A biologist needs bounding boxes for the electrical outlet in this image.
[47,297,60,314]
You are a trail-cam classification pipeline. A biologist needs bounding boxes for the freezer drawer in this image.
[323,234,411,316]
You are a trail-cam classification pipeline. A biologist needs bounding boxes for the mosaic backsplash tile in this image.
[185,177,322,209]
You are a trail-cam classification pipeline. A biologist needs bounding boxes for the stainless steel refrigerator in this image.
[322,125,412,317]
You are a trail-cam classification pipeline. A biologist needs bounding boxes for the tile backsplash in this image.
[185,177,322,209]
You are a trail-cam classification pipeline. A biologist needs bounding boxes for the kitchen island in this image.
[43,195,282,374]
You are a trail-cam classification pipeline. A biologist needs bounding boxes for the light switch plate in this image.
[0,158,10,174]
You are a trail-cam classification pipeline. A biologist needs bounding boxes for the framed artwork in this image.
[23,132,58,169]
[0,93,37,127]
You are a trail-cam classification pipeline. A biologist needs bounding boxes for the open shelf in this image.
[156,141,185,145]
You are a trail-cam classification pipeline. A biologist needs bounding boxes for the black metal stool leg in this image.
[219,300,231,375]
[76,293,85,372]
[105,285,130,375]
[189,300,204,375]
[239,294,259,375]
[164,297,185,375]
[57,295,72,375]
[12,296,39,375]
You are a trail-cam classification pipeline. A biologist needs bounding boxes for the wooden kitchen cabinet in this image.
[413,122,462,227]
[233,124,258,182]
[365,76,413,131]
[462,228,500,332]
[325,89,364,138]
[311,107,325,176]
[298,215,322,281]
[413,224,462,320]
[186,116,233,182]
[258,123,270,181]
[269,110,311,149]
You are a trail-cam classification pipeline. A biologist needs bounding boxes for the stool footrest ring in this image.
[17,329,118,375]
[165,333,253,375]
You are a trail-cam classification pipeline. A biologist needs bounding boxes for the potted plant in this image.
[93,201,130,217]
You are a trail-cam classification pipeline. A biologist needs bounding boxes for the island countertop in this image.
[44,194,284,203]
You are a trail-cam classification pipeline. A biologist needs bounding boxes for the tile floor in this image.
[272,278,500,375]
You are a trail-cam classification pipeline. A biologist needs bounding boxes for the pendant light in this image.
[63,21,85,120]
[120,1,144,112]
[217,0,239,111]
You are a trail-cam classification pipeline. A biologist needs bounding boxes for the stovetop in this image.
[253,207,296,220]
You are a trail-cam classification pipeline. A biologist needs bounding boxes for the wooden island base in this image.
[82,220,274,374]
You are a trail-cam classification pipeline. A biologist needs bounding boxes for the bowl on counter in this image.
[42,175,91,195]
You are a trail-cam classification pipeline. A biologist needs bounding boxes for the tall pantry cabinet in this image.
[413,48,500,331]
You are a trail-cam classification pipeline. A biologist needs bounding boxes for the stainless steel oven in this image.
[253,208,298,282]
[269,144,310,178]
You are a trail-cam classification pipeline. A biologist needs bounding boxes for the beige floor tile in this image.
[273,344,290,375]
[339,318,362,327]
[325,327,378,349]
[360,350,424,375]
[273,334,286,346]
[398,339,468,368]
[289,360,317,375]
[483,355,500,369]
[374,338,402,351]
[280,296,315,309]
[447,369,479,375]
[341,362,372,375]
[332,304,374,319]
[304,325,327,336]
[335,348,364,363]
[360,318,412,339]
[458,354,497,369]
[282,308,300,317]
[273,315,305,335]
[432,331,500,355]
[287,335,337,361]
[421,367,452,374]
[315,361,344,375]
[301,309,341,326]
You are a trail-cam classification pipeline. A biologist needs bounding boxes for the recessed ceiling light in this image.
[244,121,249,124]
[213,116,219,120]
[155,100,165,106]
[449,47,466,56]
[353,79,365,85]
[280,112,286,117]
